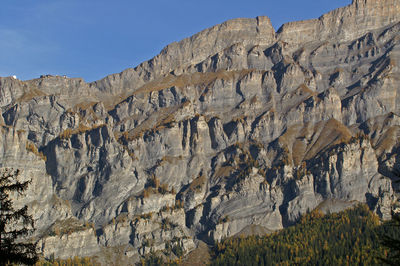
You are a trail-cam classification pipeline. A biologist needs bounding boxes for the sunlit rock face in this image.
[2,0,400,263]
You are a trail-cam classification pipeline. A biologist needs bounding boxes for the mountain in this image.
[1,0,400,263]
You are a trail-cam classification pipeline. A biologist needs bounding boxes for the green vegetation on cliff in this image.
[35,256,96,266]
[210,204,400,265]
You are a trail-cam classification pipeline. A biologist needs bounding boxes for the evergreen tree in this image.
[0,168,38,265]
[380,169,400,265]
[379,213,400,266]
[210,204,400,266]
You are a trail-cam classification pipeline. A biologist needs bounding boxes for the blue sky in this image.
[0,0,350,82]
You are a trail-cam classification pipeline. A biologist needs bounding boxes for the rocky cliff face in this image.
[2,0,400,263]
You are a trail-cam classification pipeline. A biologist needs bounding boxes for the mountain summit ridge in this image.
[90,0,400,99]
[278,0,400,44]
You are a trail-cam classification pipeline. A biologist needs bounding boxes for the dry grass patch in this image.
[17,88,47,102]
[161,155,184,164]
[59,123,106,139]
[133,69,254,95]
[189,174,206,192]
[181,241,211,266]
[73,101,98,111]
[48,218,94,237]
[139,176,175,198]
[118,102,184,142]
[374,126,400,155]
[304,119,352,160]
[214,166,234,179]
[26,141,46,161]
[278,119,353,165]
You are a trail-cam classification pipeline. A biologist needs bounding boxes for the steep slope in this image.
[1,0,400,263]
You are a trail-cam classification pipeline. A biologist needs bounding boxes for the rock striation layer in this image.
[1,0,400,263]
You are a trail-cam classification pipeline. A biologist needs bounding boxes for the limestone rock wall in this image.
[1,0,400,263]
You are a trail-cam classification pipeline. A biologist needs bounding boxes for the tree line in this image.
[210,204,400,265]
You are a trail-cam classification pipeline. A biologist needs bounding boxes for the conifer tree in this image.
[380,169,400,265]
[0,168,38,265]
[379,214,400,265]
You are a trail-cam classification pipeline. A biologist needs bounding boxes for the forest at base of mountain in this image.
[33,204,400,265]
[210,204,400,265]
[141,204,400,265]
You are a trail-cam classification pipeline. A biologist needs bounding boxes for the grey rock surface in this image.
[2,0,400,263]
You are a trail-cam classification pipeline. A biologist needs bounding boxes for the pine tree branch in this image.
[0,168,38,265]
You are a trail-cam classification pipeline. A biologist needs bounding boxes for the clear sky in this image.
[0,0,350,82]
